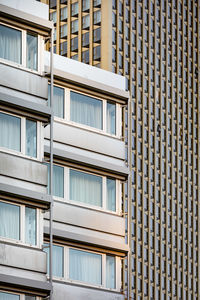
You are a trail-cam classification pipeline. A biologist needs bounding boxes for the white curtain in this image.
[107,102,116,135]
[106,256,115,289]
[25,207,36,245]
[26,119,37,157]
[44,244,63,277]
[25,296,36,300]
[0,112,21,151]
[53,165,64,197]
[0,202,20,240]
[106,178,116,211]
[69,249,102,285]
[48,85,64,118]
[70,91,102,129]
[70,169,102,207]
[0,292,19,300]
[0,24,21,64]
[26,33,38,70]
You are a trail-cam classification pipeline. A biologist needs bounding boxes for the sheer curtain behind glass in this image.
[0,112,21,152]
[44,244,64,277]
[69,249,102,285]
[25,207,36,245]
[25,296,36,300]
[106,255,116,289]
[0,202,20,240]
[70,169,102,207]
[27,33,38,70]
[107,102,116,135]
[0,24,22,64]
[70,91,102,129]
[47,164,64,197]
[26,119,37,157]
[48,85,64,118]
[0,292,19,300]
[107,178,116,211]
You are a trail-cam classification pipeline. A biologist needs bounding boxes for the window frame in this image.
[49,84,122,138]
[45,243,121,291]
[0,291,40,300]
[0,200,42,248]
[0,110,42,160]
[49,164,121,215]
[0,22,42,73]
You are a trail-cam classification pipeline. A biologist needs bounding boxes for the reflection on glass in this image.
[27,33,38,70]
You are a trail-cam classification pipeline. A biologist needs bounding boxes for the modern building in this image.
[0,0,130,300]
[42,0,200,299]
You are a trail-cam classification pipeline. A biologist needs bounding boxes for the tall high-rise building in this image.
[43,0,200,299]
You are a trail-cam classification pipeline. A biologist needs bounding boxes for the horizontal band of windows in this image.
[44,243,118,290]
[51,78,128,105]
[0,200,41,247]
[46,163,121,213]
[48,85,120,137]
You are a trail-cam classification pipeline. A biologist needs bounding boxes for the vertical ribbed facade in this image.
[45,0,199,298]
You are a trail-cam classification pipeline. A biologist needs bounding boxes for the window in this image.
[71,37,78,52]
[81,50,89,64]
[82,0,90,11]
[50,11,57,24]
[60,41,67,56]
[0,112,38,158]
[45,245,116,289]
[71,20,78,33]
[94,0,101,7]
[93,10,101,25]
[71,2,79,16]
[47,165,119,213]
[60,24,67,38]
[82,32,89,47]
[0,24,38,71]
[60,7,67,21]
[48,86,120,136]
[82,15,90,29]
[93,45,101,60]
[0,291,37,300]
[0,201,38,246]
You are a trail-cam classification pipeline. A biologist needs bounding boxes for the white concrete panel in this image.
[44,51,126,91]
[0,0,49,20]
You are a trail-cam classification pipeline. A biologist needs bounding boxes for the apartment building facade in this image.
[0,0,129,299]
[42,0,200,299]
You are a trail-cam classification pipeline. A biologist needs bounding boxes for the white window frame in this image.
[50,84,122,138]
[0,200,43,248]
[0,110,43,161]
[0,291,40,300]
[46,244,121,291]
[0,22,42,74]
[52,164,121,215]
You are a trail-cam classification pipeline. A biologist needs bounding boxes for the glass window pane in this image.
[0,292,20,300]
[26,119,37,157]
[0,201,20,240]
[107,178,116,211]
[70,169,102,207]
[107,102,116,135]
[25,207,36,245]
[27,33,38,70]
[0,112,21,152]
[44,244,64,277]
[25,296,36,300]
[48,85,64,118]
[106,255,116,288]
[47,164,64,198]
[0,24,22,64]
[82,15,90,29]
[60,24,68,38]
[70,91,102,129]
[69,249,102,285]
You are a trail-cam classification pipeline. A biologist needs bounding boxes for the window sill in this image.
[53,197,121,216]
[54,117,121,140]
[0,58,42,76]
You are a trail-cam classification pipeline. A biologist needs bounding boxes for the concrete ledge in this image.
[44,227,129,255]
[0,182,51,209]
[0,274,52,296]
